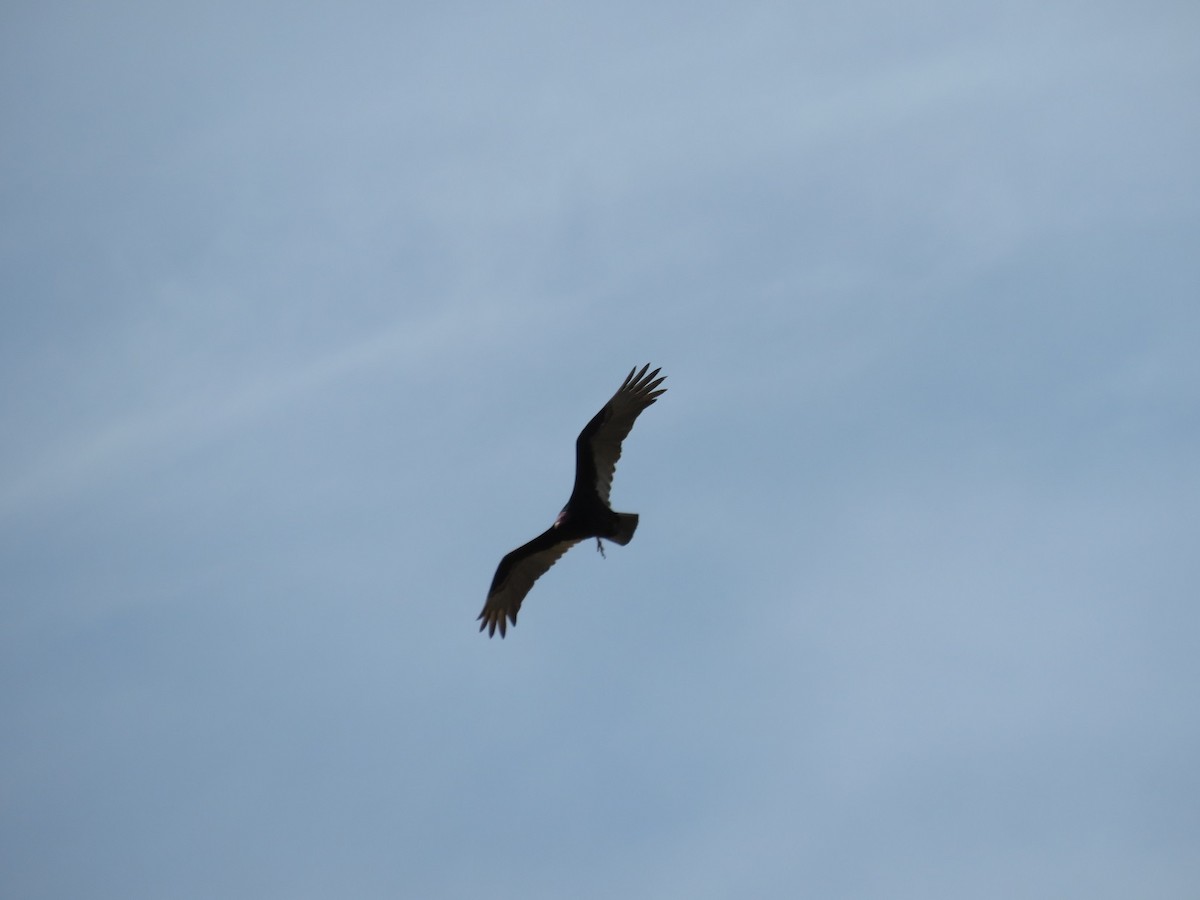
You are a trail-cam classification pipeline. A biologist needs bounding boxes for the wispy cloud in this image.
[0,302,516,521]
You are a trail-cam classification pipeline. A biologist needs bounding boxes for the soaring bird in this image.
[478,364,667,637]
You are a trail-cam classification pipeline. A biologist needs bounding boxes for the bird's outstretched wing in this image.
[574,364,667,506]
[478,528,583,638]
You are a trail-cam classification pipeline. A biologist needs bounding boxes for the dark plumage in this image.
[477,364,667,637]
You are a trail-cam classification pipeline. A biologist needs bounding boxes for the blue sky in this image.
[2,2,1198,897]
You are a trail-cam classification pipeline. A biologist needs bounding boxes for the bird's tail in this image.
[610,512,639,546]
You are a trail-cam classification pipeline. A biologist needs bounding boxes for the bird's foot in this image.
[595,538,606,558]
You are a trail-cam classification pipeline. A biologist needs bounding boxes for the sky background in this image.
[2,2,1198,897]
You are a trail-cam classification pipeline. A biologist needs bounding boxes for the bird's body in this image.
[478,364,667,637]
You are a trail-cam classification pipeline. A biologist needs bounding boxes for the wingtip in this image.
[626,364,667,403]
[618,363,669,396]
[477,609,499,638]
[476,609,513,639]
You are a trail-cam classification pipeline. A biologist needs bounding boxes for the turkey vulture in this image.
[477,364,667,637]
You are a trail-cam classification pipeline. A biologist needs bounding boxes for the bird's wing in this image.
[478,528,583,638]
[574,364,667,507]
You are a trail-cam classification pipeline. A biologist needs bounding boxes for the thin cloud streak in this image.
[0,302,513,521]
